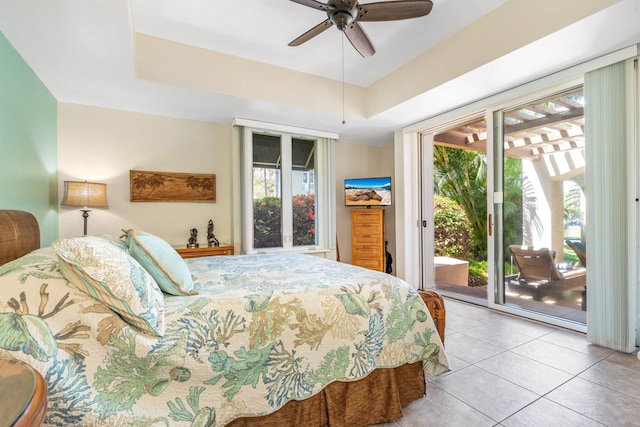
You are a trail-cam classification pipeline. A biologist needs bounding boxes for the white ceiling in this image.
[132,0,508,86]
[1,0,639,146]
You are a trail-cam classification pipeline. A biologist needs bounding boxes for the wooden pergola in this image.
[434,86,585,165]
[432,86,586,251]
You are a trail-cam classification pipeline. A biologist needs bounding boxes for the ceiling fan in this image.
[288,0,433,58]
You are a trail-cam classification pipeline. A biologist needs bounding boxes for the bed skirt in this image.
[227,361,425,427]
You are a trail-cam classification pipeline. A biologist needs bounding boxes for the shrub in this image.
[292,194,316,246]
[253,197,282,248]
[433,194,472,259]
[253,194,316,248]
[468,259,488,287]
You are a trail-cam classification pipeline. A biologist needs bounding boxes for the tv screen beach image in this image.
[345,177,392,206]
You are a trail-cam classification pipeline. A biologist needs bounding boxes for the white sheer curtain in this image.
[585,58,638,352]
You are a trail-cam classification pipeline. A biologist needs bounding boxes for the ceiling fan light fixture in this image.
[330,10,355,31]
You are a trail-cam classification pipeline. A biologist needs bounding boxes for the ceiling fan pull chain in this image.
[341,33,345,124]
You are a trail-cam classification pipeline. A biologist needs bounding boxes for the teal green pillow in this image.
[124,230,197,296]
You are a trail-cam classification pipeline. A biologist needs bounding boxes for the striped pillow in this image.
[52,236,165,336]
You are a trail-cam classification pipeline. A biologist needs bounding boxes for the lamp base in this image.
[81,209,91,236]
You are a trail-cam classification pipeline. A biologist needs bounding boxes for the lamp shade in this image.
[61,181,109,209]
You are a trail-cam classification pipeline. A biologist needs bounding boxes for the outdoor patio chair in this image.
[508,245,586,302]
[565,239,586,267]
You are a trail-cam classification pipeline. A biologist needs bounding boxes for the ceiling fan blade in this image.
[289,0,333,12]
[344,22,375,57]
[289,19,334,46]
[357,0,433,22]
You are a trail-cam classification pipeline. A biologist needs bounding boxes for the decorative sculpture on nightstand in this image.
[207,219,219,247]
[187,228,199,248]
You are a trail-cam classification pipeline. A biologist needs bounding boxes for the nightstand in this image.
[0,358,47,426]
[176,244,234,259]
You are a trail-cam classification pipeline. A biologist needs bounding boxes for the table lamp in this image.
[61,181,109,236]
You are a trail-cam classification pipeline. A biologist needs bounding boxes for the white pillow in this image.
[52,236,165,336]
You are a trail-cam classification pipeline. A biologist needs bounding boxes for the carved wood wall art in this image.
[130,170,216,202]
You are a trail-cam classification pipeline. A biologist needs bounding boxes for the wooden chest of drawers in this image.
[351,209,385,272]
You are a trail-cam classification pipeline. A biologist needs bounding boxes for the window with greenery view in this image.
[246,131,319,251]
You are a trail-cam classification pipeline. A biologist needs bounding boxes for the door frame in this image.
[419,133,435,289]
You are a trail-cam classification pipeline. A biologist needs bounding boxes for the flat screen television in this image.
[344,176,392,207]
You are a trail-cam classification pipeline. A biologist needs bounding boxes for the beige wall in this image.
[58,103,233,247]
[58,103,394,260]
[335,141,394,267]
[380,144,396,273]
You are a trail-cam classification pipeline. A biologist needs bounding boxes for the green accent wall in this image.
[0,30,58,246]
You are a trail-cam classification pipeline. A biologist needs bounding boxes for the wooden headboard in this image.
[0,210,41,266]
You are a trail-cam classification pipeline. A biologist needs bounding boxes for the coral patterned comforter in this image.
[0,249,449,426]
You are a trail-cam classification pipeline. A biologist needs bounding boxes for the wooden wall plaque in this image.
[130,170,216,202]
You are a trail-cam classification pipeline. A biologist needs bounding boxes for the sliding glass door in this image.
[411,51,639,338]
[493,86,587,327]
[419,115,489,305]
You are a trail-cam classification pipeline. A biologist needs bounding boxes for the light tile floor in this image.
[376,297,640,426]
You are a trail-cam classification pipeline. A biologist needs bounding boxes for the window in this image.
[238,120,336,253]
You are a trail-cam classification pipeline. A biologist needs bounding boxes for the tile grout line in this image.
[437,305,609,425]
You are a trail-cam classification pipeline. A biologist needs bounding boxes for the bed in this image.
[0,210,449,426]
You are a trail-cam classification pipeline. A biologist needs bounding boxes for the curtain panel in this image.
[585,58,638,352]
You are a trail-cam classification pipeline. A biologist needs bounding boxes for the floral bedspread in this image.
[0,249,449,426]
